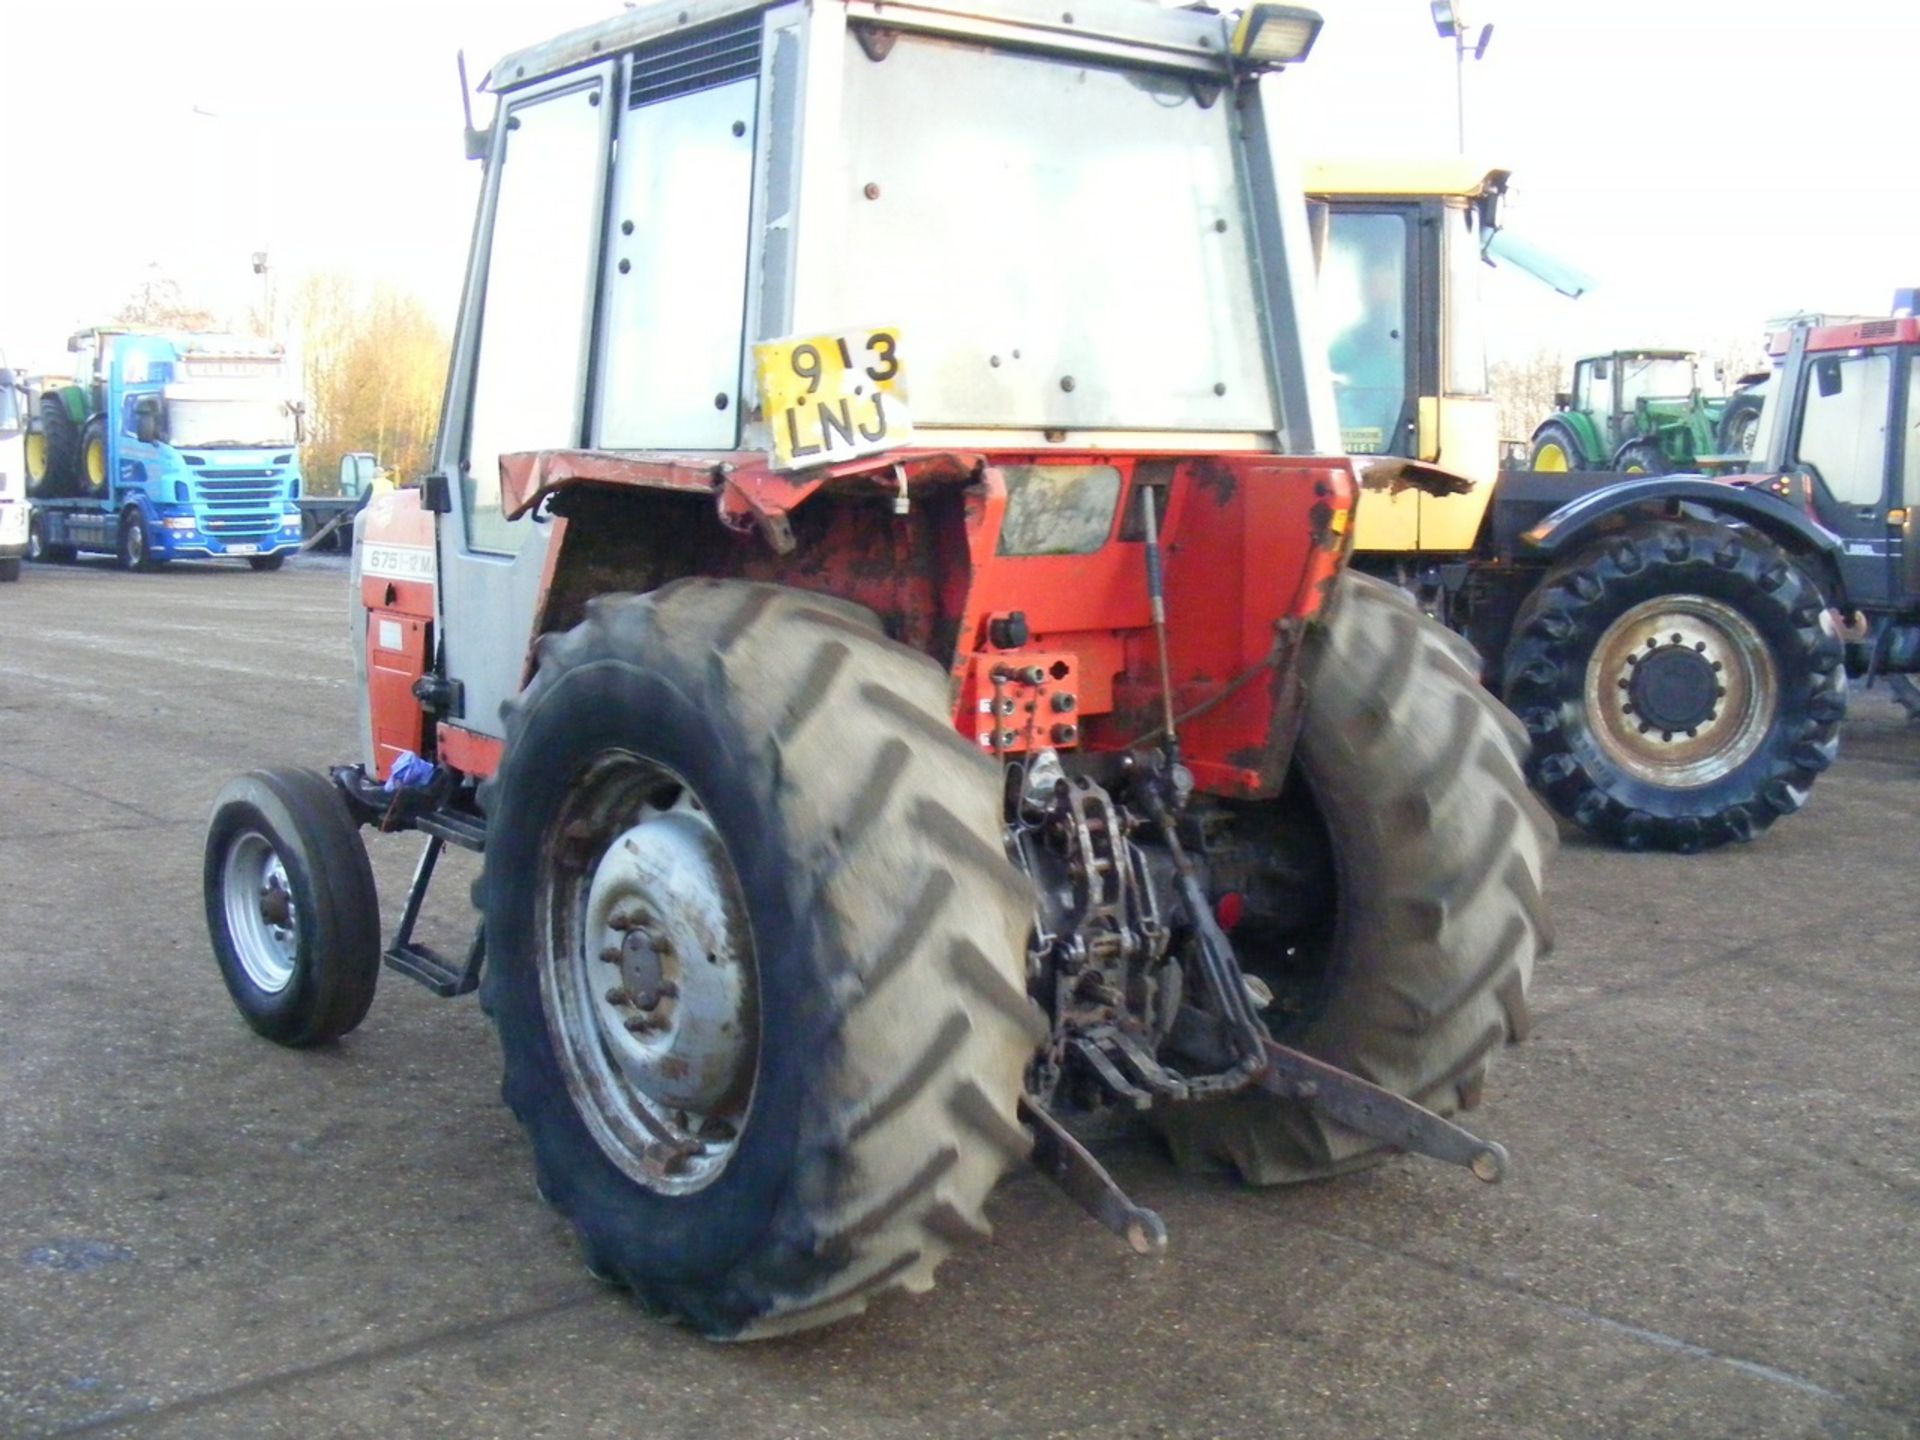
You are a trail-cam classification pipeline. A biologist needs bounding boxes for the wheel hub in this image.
[1585,594,1777,787]
[542,756,758,1193]
[221,832,298,993]
[1625,644,1720,733]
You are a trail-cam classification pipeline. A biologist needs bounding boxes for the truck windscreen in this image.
[166,396,298,449]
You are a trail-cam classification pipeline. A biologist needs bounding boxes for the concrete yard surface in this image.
[1,557,1915,1439]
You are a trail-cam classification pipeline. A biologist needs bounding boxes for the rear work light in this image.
[1231,4,1324,67]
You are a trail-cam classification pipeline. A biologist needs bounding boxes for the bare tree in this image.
[1490,347,1567,451]
[114,269,220,330]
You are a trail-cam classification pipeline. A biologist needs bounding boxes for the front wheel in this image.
[118,509,156,571]
[0,557,19,583]
[248,553,287,572]
[1503,519,1845,851]
[1157,574,1554,1184]
[204,768,382,1046]
[481,581,1045,1337]
[1613,439,1666,475]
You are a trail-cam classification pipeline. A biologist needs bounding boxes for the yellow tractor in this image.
[1305,159,1515,558]
[1310,162,1844,853]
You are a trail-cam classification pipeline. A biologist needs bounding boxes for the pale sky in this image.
[0,0,1911,376]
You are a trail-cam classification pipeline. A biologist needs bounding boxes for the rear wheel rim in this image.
[1535,440,1571,472]
[24,431,46,482]
[1585,594,1777,786]
[85,440,106,487]
[538,751,758,1195]
[223,831,299,993]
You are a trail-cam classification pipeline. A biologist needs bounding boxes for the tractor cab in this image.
[1741,315,1920,611]
[1304,159,1587,553]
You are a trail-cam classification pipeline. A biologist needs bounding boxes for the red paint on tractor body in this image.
[488,446,1356,799]
[359,489,438,781]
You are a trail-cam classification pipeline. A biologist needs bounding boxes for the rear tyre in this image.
[80,416,109,496]
[1157,574,1554,1185]
[204,768,382,1046]
[480,580,1045,1337]
[39,396,81,497]
[1529,420,1586,472]
[1613,439,1666,475]
[248,553,288,572]
[118,509,156,571]
[1503,518,1844,852]
[27,512,74,564]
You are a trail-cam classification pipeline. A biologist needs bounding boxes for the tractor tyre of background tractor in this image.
[22,413,51,494]
[1503,518,1845,852]
[80,416,109,496]
[478,580,1046,1338]
[1718,396,1765,457]
[1612,439,1667,476]
[1156,573,1553,1185]
[37,395,81,498]
[1528,420,1586,473]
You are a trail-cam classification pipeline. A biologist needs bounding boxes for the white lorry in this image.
[0,368,27,581]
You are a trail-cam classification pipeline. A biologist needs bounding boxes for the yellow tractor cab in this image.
[1305,159,1589,555]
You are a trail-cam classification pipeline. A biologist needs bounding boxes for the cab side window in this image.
[1795,352,1890,507]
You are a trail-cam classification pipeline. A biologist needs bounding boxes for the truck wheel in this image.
[0,558,19,583]
[1503,518,1844,852]
[27,512,74,564]
[1613,439,1666,475]
[38,396,81,497]
[118,510,156,571]
[480,580,1045,1337]
[80,416,109,495]
[1529,420,1586,472]
[1158,574,1553,1184]
[204,768,382,1046]
[247,553,288,572]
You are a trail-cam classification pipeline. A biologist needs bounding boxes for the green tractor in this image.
[1528,349,1731,475]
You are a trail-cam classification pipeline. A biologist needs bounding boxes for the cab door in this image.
[1786,345,1898,605]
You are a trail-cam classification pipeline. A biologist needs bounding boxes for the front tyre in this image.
[1158,574,1554,1184]
[1613,439,1666,475]
[481,581,1044,1338]
[204,768,382,1046]
[248,553,288,572]
[118,509,156,572]
[1503,519,1844,852]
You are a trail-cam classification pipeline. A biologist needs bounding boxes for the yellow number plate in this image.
[754,327,911,472]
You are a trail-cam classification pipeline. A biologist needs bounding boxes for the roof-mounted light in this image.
[1230,5,1324,68]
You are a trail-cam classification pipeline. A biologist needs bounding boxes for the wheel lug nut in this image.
[606,987,631,1006]
[600,944,624,965]
[624,1014,660,1034]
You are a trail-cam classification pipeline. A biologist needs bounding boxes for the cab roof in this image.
[484,0,1238,93]
[1302,158,1509,201]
